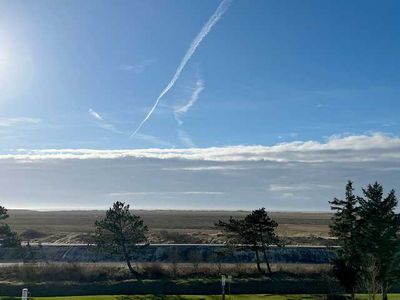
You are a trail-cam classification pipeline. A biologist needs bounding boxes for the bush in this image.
[157,230,202,244]
[140,263,168,279]
[0,263,130,283]
[20,229,49,240]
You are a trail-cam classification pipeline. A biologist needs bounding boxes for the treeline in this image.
[92,181,400,299]
[329,181,400,300]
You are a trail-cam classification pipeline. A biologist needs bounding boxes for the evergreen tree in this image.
[216,208,280,276]
[0,206,20,248]
[94,201,148,278]
[358,182,400,300]
[329,181,361,300]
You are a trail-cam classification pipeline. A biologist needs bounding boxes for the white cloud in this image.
[0,117,41,127]
[3,133,400,163]
[1,133,399,210]
[88,108,103,121]
[88,109,125,135]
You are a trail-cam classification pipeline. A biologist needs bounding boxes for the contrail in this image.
[130,0,232,137]
[174,78,205,125]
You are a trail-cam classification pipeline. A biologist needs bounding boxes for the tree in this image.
[187,249,202,274]
[0,206,20,248]
[168,246,180,278]
[358,255,381,300]
[216,208,280,277]
[94,201,148,278]
[329,181,361,300]
[358,182,400,300]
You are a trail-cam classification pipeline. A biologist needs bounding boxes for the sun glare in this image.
[0,31,34,96]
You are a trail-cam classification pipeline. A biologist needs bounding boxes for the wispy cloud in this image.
[135,133,175,148]
[88,108,103,121]
[88,108,173,146]
[108,191,224,197]
[162,165,250,171]
[131,0,232,137]
[269,183,334,192]
[119,59,155,74]
[88,108,125,135]
[98,123,126,135]
[0,117,41,127]
[174,78,205,125]
[178,129,196,147]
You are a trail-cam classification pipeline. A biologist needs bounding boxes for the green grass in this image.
[5,296,314,300]
[31,296,314,300]
[0,295,397,300]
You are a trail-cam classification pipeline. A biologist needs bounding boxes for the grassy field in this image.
[1,295,399,300]
[6,210,332,244]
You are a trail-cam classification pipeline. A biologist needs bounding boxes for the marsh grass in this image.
[0,262,332,283]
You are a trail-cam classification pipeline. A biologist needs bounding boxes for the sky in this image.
[0,0,399,210]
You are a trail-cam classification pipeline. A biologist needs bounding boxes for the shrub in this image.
[20,229,49,240]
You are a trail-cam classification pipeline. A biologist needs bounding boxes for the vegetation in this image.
[329,182,400,300]
[358,183,400,300]
[6,210,332,245]
[0,262,332,282]
[1,295,398,300]
[329,181,361,300]
[0,205,20,248]
[217,208,281,277]
[20,229,49,240]
[0,182,398,299]
[94,202,148,278]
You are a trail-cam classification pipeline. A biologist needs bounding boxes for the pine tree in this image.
[94,201,148,278]
[329,181,361,300]
[0,206,20,248]
[216,208,280,276]
[358,182,400,300]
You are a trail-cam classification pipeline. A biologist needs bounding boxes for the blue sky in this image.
[0,0,399,210]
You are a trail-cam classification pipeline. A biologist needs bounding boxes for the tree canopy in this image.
[0,205,20,248]
[217,207,280,276]
[94,201,148,278]
[330,181,400,300]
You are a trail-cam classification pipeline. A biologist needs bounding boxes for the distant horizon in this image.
[7,207,332,213]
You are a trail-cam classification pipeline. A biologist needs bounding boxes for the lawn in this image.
[1,295,396,300]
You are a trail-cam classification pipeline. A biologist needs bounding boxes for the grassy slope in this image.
[6,210,331,244]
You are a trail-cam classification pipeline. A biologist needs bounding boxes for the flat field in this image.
[6,210,332,245]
